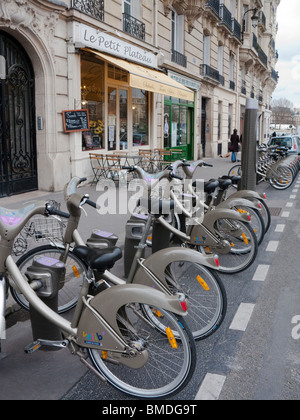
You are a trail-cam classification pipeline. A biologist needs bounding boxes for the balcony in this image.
[171,50,187,68]
[271,68,279,83]
[253,34,268,68]
[200,64,221,84]
[241,80,246,95]
[232,18,241,41]
[219,3,232,33]
[71,0,104,21]
[229,80,235,91]
[123,13,145,41]
[204,0,221,19]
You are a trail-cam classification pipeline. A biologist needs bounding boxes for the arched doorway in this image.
[0,30,37,197]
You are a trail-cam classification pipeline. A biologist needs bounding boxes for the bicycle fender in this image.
[76,283,187,354]
[132,248,219,292]
[202,207,250,229]
[216,197,262,211]
[227,190,266,201]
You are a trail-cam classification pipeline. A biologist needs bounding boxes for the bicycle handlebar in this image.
[46,204,70,219]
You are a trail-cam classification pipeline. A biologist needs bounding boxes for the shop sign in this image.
[73,23,157,68]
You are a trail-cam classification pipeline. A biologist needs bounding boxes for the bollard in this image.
[26,257,66,350]
[239,98,258,191]
[124,213,148,278]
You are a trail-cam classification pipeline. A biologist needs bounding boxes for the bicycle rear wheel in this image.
[203,219,258,274]
[10,245,86,313]
[163,261,227,340]
[88,304,196,399]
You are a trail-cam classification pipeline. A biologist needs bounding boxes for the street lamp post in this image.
[241,8,259,44]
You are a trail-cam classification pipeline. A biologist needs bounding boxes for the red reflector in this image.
[214,258,220,267]
[180,301,188,312]
[247,215,251,221]
[258,203,262,208]
[263,193,267,199]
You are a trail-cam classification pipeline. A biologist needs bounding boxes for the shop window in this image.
[132,88,149,147]
[81,57,105,150]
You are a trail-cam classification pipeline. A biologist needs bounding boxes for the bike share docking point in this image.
[239,98,258,192]
[25,256,66,351]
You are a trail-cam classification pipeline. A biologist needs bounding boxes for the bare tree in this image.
[271,97,294,125]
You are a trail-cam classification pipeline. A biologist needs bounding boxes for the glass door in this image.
[119,88,128,150]
[108,87,117,151]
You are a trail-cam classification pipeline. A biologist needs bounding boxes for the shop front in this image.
[73,24,194,163]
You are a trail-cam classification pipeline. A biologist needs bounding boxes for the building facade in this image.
[0,0,280,196]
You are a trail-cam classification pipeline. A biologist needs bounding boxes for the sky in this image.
[272,0,300,108]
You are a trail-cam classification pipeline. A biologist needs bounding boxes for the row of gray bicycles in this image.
[2,148,298,399]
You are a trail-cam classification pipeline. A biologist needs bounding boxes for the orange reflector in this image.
[197,275,210,291]
[237,208,247,214]
[242,233,248,245]
[72,266,80,278]
[154,309,162,318]
[166,327,178,349]
[102,351,108,360]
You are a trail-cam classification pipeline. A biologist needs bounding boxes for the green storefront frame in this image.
[164,96,194,161]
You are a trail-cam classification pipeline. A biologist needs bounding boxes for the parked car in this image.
[268,134,300,155]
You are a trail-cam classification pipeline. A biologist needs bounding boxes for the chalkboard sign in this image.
[62,109,90,133]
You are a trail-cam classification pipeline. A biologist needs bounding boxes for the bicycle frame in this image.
[60,178,220,293]
[1,198,189,369]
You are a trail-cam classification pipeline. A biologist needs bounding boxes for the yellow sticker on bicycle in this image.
[166,327,178,349]
[242,233,248,245]
[197,275,210,291]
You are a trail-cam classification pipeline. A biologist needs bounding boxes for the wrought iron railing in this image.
[219,3,232,31]
[123,13,145,41]
[200,64,221,83]
[241,80,246,95]
[205,0,220,17]
[71,0,104,21]
[171,50,187,67]
[253,34,268,67]
[229,80,235,91]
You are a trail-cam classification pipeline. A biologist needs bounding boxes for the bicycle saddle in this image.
[217,178,232,190]
[202,179,219,194]
[138,197,175,216]
[221,175,241,185]
[73,246,122,271]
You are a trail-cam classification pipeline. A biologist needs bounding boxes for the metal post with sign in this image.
[239,98,258,191]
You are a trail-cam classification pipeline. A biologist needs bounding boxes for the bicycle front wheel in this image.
[88,305,196,399]
[10,245,87,313]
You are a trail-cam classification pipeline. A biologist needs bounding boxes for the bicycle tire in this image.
[163,261,227,340]
[233,206,265,246]
[88,305,196,399]
[228,164,242,177]
[201,219,258,274]
[10,245,87,313]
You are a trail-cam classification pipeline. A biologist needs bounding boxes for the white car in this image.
[268,135,300,155]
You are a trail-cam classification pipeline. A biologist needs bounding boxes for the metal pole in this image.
[239,98,258,191]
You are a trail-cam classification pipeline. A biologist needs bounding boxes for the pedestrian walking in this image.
[229,129,242,162]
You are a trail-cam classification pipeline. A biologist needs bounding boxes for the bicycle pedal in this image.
[24,341,41,354]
